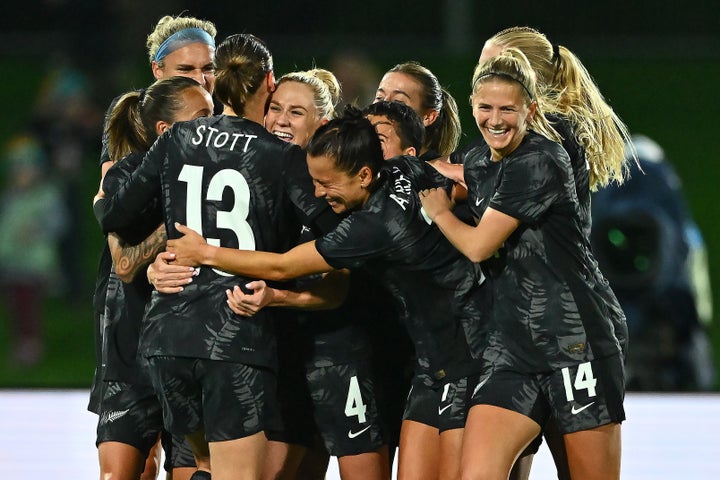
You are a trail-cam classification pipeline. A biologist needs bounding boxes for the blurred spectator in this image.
[0,133,69,367]
[30,56,103,302]
[591,134,715,391]
[328,49,381,109]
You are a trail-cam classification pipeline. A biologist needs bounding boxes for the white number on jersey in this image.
[441,383,450,402]
[178,165,255,276]
[561,362,598,402]
[344,375,368,423]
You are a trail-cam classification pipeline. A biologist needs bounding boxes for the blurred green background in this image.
[0,1,717,389]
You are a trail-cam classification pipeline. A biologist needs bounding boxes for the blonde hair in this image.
[278,68,342,121]
[146,15,217,66]
[471,48,561,144]
[486,26,632,189]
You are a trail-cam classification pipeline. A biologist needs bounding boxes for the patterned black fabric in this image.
[98,152,159,383]
[484,131,624,371]
[462,120,627,358]
[316,155,486,387]
[97,115,333,369]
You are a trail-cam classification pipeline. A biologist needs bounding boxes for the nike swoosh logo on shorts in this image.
[348,425,372,439]
[472,377,489,397]
[475,197,484,206]
[438,404,452,415]
[571,402,595,415]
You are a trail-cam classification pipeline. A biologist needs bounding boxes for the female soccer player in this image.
[419,49,626,480]
[163,108,486,480]
[90,14,217,479]
[263,68,391,480]
[363,100,425,159]
[95,33,339,480]
[464,29,634,478]
[95,76,213,480]
[374,62,461,160]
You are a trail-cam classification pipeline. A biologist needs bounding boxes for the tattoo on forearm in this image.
[116,226,167,279]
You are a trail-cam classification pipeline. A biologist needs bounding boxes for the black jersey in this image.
[96,115,333,369]
[315,155,485,387]
[462,116,590,225]
[93,96,121,342]
[271,216,368,368]
[91,97,122,407]
[546,115,592,237]
[99,152,161,384]
[461,124,627,364]
[449,136,486,165]
[486,132,623,371]
[462,142,498,221]
[547,116,628,354]
[464,117,598,238]
[461,123,627,356]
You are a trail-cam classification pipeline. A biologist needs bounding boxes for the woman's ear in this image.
[526,100,537,122]
[422,109,439,127]
[359,165,373,187]
[267,71,277,93]
[156,120,170,135]
[151,61,163,80]
[403,146,417,157]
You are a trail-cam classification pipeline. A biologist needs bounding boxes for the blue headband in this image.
[154,27,215,63]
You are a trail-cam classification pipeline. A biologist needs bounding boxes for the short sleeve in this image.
[315,211,392,270]
[490,150,563,225]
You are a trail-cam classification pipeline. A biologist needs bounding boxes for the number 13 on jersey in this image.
[178,164,256,276]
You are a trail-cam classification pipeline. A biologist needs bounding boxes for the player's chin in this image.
[326,199,346,213]
[330,204,348,214]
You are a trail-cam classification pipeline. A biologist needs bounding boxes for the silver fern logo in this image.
[101,409,130,424]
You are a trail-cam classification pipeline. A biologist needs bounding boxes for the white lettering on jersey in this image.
[389,167,413,210]
[191,125,257,152]
[389,194,410,210]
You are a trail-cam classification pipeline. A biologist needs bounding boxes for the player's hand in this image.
[147,251,196,294]
[427,159,466,188]
[226,281,274,317]
[419,187,453,221]
[166,223,207,267]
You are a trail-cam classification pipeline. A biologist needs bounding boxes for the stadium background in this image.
[0,0,717,391]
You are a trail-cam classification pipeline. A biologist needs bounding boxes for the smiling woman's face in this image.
[471,78,535,160]
[265,81,325,149]
[307,153,371,214]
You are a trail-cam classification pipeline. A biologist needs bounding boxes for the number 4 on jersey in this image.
[561,361,597,402]
[344,375,367,423]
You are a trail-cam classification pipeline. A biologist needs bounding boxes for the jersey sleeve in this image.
[489,150,563,226]
[101,153,162,245]
[315,210,392,270]
[449,135,486,164]
[96,135,165,233]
